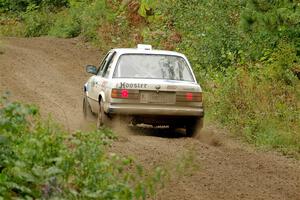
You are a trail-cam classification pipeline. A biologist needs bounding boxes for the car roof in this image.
[112,48,186,57]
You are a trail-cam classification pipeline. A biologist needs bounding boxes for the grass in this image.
[205,66,300,157]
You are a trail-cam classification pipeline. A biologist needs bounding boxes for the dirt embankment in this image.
[0,37,299,200]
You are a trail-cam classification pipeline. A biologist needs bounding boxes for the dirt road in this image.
[1,37,299,200]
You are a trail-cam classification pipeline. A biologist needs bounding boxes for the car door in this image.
[89,51,116,112]
[87,52,111,111]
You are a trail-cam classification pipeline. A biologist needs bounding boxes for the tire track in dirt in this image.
[1,37,299,200]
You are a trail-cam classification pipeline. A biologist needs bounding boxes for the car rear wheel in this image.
[83,95,93,120]
[169,125,177,133]
[97,99,110,129]
[186,117,203,137]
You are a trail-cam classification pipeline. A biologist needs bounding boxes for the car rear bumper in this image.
[106,103,204,117]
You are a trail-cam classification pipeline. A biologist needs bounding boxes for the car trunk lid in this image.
[110,79,202,105]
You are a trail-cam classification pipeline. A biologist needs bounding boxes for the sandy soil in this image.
[0,37,299,200]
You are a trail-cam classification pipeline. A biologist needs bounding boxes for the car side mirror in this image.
[86,65,97,75]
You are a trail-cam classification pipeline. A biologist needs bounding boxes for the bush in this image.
[261,41,299,85]
[0,96,165,199]
[49,0,118,45]
[162,0,244,70]
[49,9,81,38]
[0,0,69,12]
[205,65,300,156]
[22,9,55,37]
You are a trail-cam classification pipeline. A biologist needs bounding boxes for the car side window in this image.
[102,52,116,78]
[97,52,112,76]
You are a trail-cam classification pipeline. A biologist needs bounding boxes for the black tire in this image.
[83,95,93,120]
[186,117,203,137]
[169,125,177,133]
[97,99,110,129]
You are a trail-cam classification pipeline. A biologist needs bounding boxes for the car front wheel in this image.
[97,99,110,129]
[83,95,93,120]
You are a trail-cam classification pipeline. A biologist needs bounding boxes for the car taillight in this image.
[186,92,193,101]
[111,89,139,99]
[176,92,202,102]
[121,89,129,98]
[111,89,118,98]
[193,92,202,102]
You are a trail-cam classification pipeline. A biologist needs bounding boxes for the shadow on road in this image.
[128,126,187,138]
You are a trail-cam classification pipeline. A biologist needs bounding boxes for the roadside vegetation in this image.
[0,0,299,156]
[0,95,166,199]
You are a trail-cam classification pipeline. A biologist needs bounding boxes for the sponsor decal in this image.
[119,82,147,89]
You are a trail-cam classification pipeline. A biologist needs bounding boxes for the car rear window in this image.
[113,54,195,82]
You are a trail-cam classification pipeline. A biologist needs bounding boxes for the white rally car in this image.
[83,44,204,137]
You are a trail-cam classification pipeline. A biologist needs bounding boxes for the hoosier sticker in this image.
[119,82,147,89]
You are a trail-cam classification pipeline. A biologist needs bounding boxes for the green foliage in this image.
[138,0,160,22]
[0,94,38,134]
[49,0,117,44]
[79,0,115,43]
[0,0,69,12]
[262,41,299,85]
[0,97,165,199]
[241,0,300,34]
[0,14,25,37]
[49,9,81,38]
[241,0,300,56]
[205,64,300,156]
[22,9,55,37]
[162,0,244,70]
